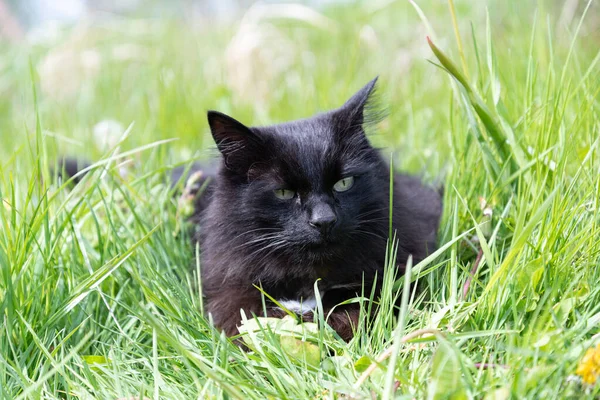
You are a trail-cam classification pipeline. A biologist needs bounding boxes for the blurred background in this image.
[0,0,597,179]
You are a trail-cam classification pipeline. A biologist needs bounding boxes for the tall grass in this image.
[1,0,599,398]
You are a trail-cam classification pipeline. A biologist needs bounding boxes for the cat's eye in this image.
[333,176,355,192]
[274,189,296,200]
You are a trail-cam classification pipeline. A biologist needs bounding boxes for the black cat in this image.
[182,78,442,340]
[56,78,442,341]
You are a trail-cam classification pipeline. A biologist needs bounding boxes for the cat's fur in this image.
[185,78,442,340]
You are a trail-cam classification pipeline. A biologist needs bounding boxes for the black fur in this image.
[52,158,91,185]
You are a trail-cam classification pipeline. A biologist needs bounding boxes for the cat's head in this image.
[207,78,388,262]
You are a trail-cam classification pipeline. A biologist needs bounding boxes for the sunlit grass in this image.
[1,0,600,398]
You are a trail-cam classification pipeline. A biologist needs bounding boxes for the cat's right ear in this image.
[339,77,378,128]
[207,111,265,173]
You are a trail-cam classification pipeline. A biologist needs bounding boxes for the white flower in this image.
[93,119,124,152]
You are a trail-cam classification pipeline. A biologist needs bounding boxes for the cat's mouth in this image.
[304,237,341,252]
[288,231,344,255]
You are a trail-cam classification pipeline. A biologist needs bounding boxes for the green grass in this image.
[1,0,600,398]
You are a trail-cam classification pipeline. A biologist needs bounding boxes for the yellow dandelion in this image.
[576,343,600,385]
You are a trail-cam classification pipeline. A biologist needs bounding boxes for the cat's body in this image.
[177,79,442,340]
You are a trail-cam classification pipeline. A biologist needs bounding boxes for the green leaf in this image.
[82,355,110,365]
[428,337,471,400]
[354,355,372,373]
[552,297,577,326]
[280,335,321,368]
[82,355,111,373]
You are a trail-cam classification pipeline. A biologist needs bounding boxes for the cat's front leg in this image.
[301,304,362,342]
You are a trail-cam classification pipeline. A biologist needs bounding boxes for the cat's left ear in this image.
[338,77,378,128]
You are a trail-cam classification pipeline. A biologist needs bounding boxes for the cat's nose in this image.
[309,203,337,233]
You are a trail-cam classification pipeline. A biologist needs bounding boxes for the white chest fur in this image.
[277,297,317,314]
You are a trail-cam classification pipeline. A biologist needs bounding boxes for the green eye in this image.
[274,189,295,200]
[333,176,355,192]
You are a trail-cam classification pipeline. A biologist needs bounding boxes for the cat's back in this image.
[392,173,443,261]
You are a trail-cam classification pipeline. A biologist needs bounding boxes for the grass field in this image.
[1,0,600,398]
